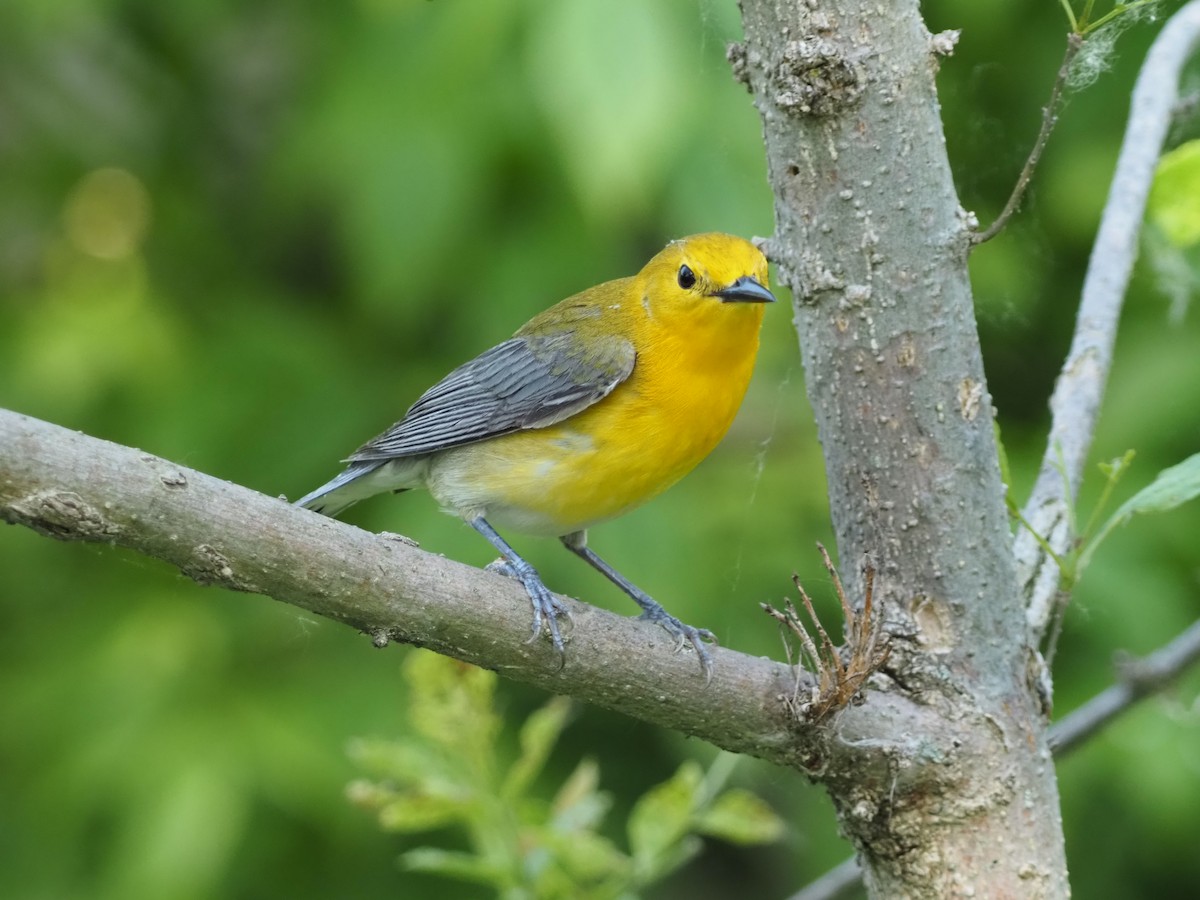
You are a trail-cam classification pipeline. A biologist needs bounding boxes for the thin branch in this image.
[1017,1,1200,638]
[797,615,1200,900]
[1048,617,1200,755]
[0,408,808,765]
[763,545,888,723]
[971,33,1083,245]
[786,856,863,900]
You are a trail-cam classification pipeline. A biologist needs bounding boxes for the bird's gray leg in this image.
[470,516,570,657]
[560,530,715,680]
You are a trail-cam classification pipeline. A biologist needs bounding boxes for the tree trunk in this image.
[734,0,1069,895]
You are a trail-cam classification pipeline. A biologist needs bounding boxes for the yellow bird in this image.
[296,233,774,675]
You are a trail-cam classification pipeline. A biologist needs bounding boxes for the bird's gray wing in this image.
[346,330,636,461]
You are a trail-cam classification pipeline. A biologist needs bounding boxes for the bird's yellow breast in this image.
[426,294,764,536]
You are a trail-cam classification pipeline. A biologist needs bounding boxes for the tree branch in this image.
[0,407,813,766]
[1017,1,1200,638]
[1048,616,1200,755]
[796,614,1200,899]
[736,1,1070,893]
[970,33,1083,245]
[786,856,863,900]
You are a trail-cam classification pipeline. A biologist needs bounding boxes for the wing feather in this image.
[347,330,635,461]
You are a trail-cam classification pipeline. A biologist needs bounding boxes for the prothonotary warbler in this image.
[295,232,774,676]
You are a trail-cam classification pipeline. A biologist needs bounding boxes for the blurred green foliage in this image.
[347,651,782,899]
[0,0,1198,898]
[1150,139,1200,245]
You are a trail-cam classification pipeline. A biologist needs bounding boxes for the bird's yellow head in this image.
[634,233,775,331]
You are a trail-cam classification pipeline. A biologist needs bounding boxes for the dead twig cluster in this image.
[763,543,890,722]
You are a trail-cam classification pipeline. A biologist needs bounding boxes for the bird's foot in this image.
[485,558,519,579]
[488,558,572,662]
[638,604,717,682]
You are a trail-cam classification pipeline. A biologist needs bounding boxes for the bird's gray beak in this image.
[716,276,776,304]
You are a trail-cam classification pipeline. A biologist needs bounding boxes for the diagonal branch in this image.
[1048,616,1200,755]
[1016,0,1200,639]
[0,407,807,765]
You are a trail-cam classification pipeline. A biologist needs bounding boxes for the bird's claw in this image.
[489,554,709,679]
[486,558,519,579]
[526,591,571,641]
[484,554,572,665]
[639,608,717,682]
[505,569,572,666]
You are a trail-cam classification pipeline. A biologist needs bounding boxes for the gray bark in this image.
[1017,1,1200,637]
[0,408,807,765]
[735,0,1068,895]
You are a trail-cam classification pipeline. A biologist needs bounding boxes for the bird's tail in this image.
[294,461,387,517]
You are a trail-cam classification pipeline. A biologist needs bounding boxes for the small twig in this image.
[763,545,889,722]
[798,580,839,665]
[1174,89,1200,122]
[1041,586,1072,668]
[775,579,824,672]
[786,855,863,900]
[795,615,1200,900]
[763,600,825,711]
[858,563,877,649]
[822,543,856,632]
[972,33,1084,245]
[1018,1,1200,639]
[1049,617,1200,755]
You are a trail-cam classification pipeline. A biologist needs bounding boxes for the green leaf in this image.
[1149,140,1200,248]
[539,828,631,883]
[627,761,702,868]
[503,696,573,801]
[345,778,397,811]
[346,737,448,784]
[403,651,500,770]
[401,848,508,887]
[375,789,474,833]
[551,758,611,833]
[638,835,704,884]
[695,789,786,846]
[1081,453,1200,570]
[376,796,465,833]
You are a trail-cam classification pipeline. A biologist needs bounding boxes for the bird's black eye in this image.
[677,265,696,289]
